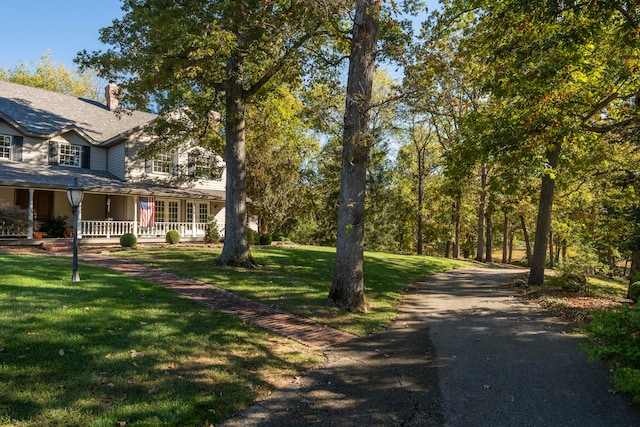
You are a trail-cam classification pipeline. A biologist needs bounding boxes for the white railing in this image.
[80,220,208,239]
[0,224,27,237]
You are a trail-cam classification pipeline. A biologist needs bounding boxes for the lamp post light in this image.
[66,178,85,282]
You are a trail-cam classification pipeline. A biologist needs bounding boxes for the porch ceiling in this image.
[0,161,225,201]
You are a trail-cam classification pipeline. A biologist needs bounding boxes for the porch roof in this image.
[0,161,225,201]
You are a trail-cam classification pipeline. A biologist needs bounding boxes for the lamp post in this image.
[66,178,85,282]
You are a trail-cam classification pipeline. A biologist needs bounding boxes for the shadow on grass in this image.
[0,255,319,426]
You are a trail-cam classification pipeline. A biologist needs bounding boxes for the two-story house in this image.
[0,80,226,243]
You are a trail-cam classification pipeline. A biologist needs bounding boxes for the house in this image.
[0,80,226,243]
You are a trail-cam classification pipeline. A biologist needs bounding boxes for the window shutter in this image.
[48,141,59,165]
[170,152,179,175]
[12,136,23,162]
[188,155,195,177]
[145,159,153,173]
[81,146,91,169]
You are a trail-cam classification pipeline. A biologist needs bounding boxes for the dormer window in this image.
[59,143,82,167]
[0,135,11,159]
[48,141,90,168]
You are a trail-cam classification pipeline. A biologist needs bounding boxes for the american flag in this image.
[139,197,155,227]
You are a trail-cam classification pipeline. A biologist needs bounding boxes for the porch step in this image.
[41,241,73,253]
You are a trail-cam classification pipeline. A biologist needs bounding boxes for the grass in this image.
[108,245,471,335]
[0,245,471,426]
[0,254,321,426]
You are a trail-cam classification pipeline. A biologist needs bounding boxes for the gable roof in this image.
[0,80,156,144]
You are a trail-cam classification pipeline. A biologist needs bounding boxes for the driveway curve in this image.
[221,268,640,427]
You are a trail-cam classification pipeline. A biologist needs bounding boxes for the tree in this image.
[435,1,640,284]
[328,0,382,311]
[77,0,350,267]
[1,52,101,99]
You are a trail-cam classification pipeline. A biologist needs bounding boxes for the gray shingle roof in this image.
[0,161,225,200]
[0,80,156,143]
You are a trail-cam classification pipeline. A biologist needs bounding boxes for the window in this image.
[199,203,209,223]
[155,200,165,223]
[153,152,173,174]
[59,143,82,167]
[189,151,223,180]
[0,135,11,159]
[168,201,179,223]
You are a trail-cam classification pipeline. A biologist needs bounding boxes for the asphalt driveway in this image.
[221,268,640,427]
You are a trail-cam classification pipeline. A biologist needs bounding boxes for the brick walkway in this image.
[79,252,357,349]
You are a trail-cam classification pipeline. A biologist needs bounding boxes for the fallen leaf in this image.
[59,349,65,356]
[483,384,491,390]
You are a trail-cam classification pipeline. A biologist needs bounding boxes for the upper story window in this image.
[0,135,11,160]
[188,151,223,180]
[153,152,173,174]
[48,141,90,168]
[0,134,22,162]
[59,143,82,167]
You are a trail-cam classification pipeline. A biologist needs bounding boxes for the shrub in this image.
[247,228,260,245]
[120,233,138,248]
[629,282,640,302]
[165,230,180,244]
[582,306,640,401]
[203,220,220,244]
[259,233,272,246]
[0,205,29,232]
[39,214,69,238]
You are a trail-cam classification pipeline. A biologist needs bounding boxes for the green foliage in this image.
[39,214,69,238]
[203,220,220,243]
[628,282,640,303]
[247,228,260,245]
[1,52,100,99]
[165,230,180,244]
[582,306,640,401]
[119,233,138,248]
[259,233,273,246]
[0,204,29,231]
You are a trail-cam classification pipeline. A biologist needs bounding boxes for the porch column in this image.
[192,200,197,237]
[133,196,138,236]
[77,203,83,239]
[27,188,34,239]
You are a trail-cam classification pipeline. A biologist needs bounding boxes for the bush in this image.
[203,220,220,244]
[0,205,29,232]
[582,306,640,401]
[259,233,272,246]
[166,230,180,244]
[629,282,640,302]
[247,228,260,245]
[39,214,69,238]
[120,233,138,248]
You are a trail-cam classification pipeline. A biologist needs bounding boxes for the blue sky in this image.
[0,0,123,69]
[0,0,439,70]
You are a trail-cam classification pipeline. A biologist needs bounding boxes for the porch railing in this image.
[80,220,209,239]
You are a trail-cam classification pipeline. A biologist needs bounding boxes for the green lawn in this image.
[108,245,471,335]
[0,245,471,426]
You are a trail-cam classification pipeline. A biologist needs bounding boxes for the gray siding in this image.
[108,143,126,180]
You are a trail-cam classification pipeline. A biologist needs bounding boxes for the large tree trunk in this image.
[329,0,381,312]
[502,210,508,264]
[528,142,561,285]
[475,164,487,262]
[217,55,254,267]
[629,250,640,298]
[519,212,532,265]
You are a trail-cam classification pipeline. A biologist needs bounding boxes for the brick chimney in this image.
[105,82,119,111]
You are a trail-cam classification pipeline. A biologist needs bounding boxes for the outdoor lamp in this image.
[66,178,85,282]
